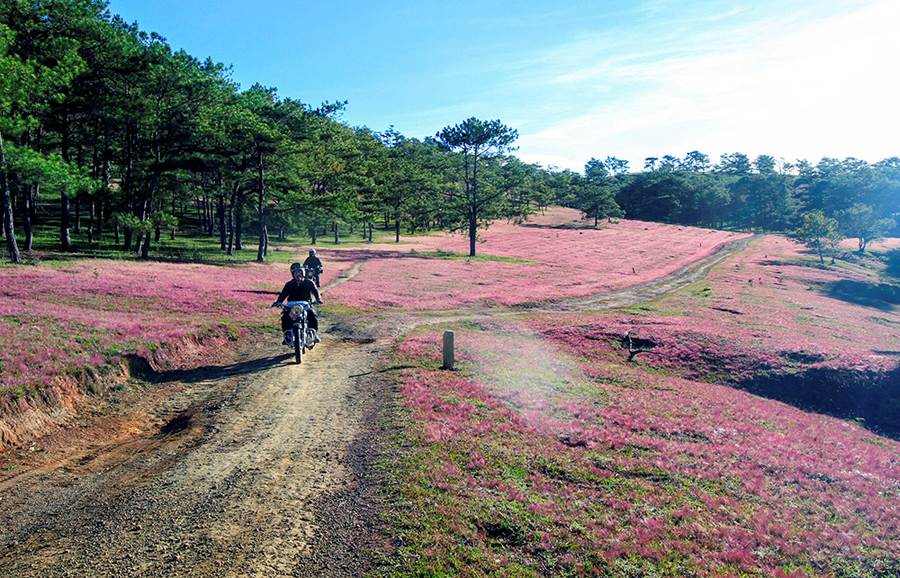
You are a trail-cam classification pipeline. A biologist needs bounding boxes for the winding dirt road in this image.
[0,236,752,577]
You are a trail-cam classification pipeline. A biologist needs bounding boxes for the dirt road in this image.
[0,236,752,577]
[0,331,385,576]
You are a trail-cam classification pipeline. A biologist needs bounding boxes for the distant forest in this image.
[2,0,898,264]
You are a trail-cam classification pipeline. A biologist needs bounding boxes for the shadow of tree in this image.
[737,365,900,439]
[885,248,900,279]
[136,352,293,384]
[818,279,898,311]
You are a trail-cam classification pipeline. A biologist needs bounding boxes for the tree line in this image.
[551,151,899,259]
[2,1,897,266]
[0,0,554,263]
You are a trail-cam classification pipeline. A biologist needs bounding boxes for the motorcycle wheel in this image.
[293,326,303,364]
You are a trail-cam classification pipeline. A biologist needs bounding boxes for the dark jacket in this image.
[276,278,320,304]
[303,255,323,270]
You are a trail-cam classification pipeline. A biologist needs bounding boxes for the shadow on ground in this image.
[817,279,899,311]
[130,352,293,384]
[737,364,900,439]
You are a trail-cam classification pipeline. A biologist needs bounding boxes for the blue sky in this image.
[108,0,899,171]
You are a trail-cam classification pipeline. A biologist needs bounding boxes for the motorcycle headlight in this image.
[289,305,305,320]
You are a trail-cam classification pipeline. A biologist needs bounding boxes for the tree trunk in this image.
[469,151,478,257]
[206,196,214,237]
[96,196,103,240]
[395,214,401,243]
[60,105,72,252]
[218,193,226,250]
[235,197,243,250]
[256,149,267,263]
[226,187,237,256]
[333,221,339,245]
[88,199,95,244]
[61,191,72,251]
[23,183,34,252]
[468,211,477,257]
[141,230,151,259]
[74,194,81,233]
[1,133,20,263]
[123,224,132,252]
[278,226,285,241]
[170,190,176,240]
[134,196,148,256]
[310,224,317,245]
[98,156,109,240]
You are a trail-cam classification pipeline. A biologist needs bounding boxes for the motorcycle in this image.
[278,300,320,364]
[306,265,323,288]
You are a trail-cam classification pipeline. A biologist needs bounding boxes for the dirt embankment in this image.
[0,330,239,451]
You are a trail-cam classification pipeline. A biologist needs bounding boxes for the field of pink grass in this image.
[329,208,747,309]
[838,237,900,253]
[386,321,899,577]
[628,235,897,368]
[0,257,351,408]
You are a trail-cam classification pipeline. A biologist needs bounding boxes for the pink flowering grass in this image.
[329,208,747,310]
[657,235,898,363]
[538,234,899,432]
[0,255,351,410]
[383,321,899,577]
[839,237,900,254]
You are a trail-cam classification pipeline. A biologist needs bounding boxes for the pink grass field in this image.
[611,235,897,370]
[838,237,900,253]
[327,208,747,309]
[0,257,351,408]
[388,321,899,576]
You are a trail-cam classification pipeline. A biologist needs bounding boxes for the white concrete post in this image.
[442,330,455,370]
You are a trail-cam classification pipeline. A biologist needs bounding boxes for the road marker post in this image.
[442,330,455,370]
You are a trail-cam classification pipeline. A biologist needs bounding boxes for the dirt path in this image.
[548,235,755,311]
[0,331,385,577]
[0,235,752,577]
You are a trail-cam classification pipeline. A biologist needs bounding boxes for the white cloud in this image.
[515,0,900,171]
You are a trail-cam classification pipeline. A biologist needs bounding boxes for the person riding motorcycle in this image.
[303,249,324,287]
[272,263,322,345]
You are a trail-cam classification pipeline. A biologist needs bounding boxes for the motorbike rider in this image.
[303,249,324,287]
[272,262,322,345]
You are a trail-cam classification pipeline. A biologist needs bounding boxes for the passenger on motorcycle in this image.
[272,262,322,345]
[303,249,323,287]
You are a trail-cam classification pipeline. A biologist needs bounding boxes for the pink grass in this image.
[392,322,900,575]
[0,254,351,405]
[328,209,747,309]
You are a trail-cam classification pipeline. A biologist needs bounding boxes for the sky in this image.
[107,0,899,172]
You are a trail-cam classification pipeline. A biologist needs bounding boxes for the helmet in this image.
[290,262,304,274]
[308,248,317,255]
